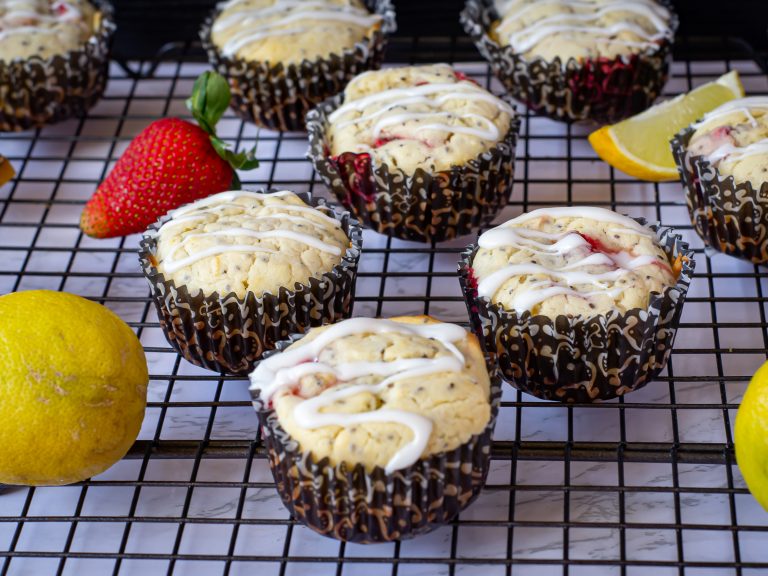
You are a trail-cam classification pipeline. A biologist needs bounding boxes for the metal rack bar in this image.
[1,35,767,576]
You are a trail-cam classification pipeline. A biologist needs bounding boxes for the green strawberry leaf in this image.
[187,71,259,175]
[186,71,231,136]
[210,136,260,176]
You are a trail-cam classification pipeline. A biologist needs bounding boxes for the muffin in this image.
[139,189,363,375]
[307,63,520,243]
[200,0,396,131]
[0,0,115,131]
[458,206,695,402]
[461,0,677,124]
[250,315,502,543]
[671,97,768,264]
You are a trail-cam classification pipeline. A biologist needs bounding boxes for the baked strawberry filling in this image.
[579,233,672,274]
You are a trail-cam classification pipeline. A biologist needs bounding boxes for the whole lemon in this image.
[735,360,768,512]
[0,290,148,486]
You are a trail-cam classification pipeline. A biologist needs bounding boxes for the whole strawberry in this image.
[80,72,258,238]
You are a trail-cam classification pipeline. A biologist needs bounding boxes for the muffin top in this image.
[250,316,492,473]
[327,64,515,174]
[687,97,768,190]
[491,0,673,63]
[0,0,97,61]
[210,0,382,64]
[152,190,350,299]
[472,207,676,318]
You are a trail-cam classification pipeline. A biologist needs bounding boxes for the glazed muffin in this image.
[472,207,676,317]
[201,0,396,131]
[327,64,515,174]
[0,0,114,131]
[672,97,768,264]
[139,189,362,375]
[459,206,694,402]
[492,0,671,63]
[308,63,520,243]
[211,0,382,64]
[153,190,350,299]
[461,0,677,124]
[0,0,97,59]
[250,315,501,542]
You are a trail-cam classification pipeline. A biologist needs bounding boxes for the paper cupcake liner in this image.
[200,0,396,132]
[307,94,520,243]
[0,0,115,132]
[460,0,677,124]
[672,127,768,264]
[458,219,695,403]
[138,191,363,376]
[251,334,502,543]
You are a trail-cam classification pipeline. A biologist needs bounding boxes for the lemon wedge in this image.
[588,70,745,181]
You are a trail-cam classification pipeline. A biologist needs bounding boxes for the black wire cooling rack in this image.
[1,34,768,576]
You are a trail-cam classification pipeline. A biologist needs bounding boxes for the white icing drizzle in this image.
[221,27,309,56]
[249,318,470,473]
[213,1,371,33]
[329,82,514,122]
[498,0,671,53]
[0,25,57,41]
[497,0,669,21]
[510,21,666,54]
[479,227,590,253]
[510,284,626,313]
[157,190,345,274]
[330,79,513,145]
[475,207,666,312]
[214,1,382,57]
[0,0,85,37]
[162,245,278,274]
[166,190,340,229]
[371,111,502,141]
[687,99,768,167]
[157,210,340,239]
[333,91,515,132]
[502,206,654,235]
[216,0,251,9]
[170,189,290,217]
[165,227,342,267]
[691,97,768,129]
[707,138,768,167]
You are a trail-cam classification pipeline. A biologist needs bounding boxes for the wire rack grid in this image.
[1,36,768,576]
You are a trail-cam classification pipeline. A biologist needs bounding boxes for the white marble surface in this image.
[1,59,768,575]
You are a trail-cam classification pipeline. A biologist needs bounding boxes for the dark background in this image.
[111,0,768,63]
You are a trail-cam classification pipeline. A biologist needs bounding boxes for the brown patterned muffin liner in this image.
[306,94,520,243]
[199,0,396,132]
[0,0,115,132]
[460,0,678,125]
[671,127,768,264]
[138,191,363,376]
[458,219,695,403]
[250,333,503,543]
